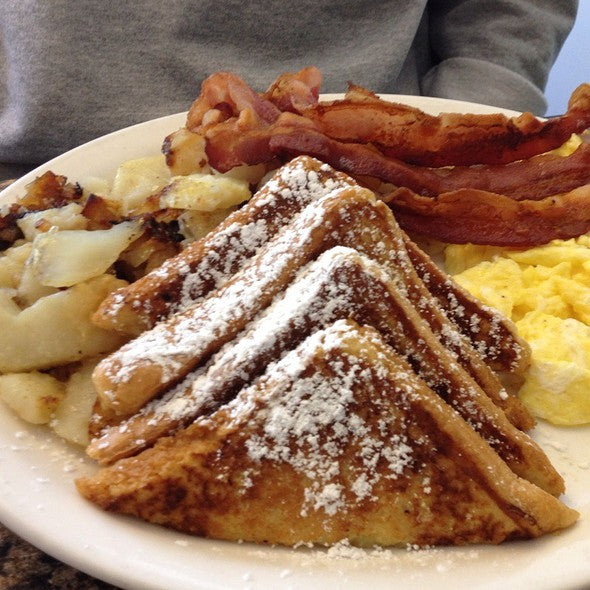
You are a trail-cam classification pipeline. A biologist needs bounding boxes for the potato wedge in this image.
[178,208,237,242]
[0,274,128,372]
[17,202,88,241]
[0,242,31,290]
[16,262,59,307]
[52,358,99,446]
[215,163,267,185]
[111,155,171,214]
[29,220,143,288]
[159,174,250,212]
[0,371,65,424]
[164,127,210,176]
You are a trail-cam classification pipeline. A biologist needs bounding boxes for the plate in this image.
[1,96,589,590]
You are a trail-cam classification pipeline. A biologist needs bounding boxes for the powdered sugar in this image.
[116,157,356,325]
[222,320,417,518]
[145,247,365,423]
[102,187,353,391]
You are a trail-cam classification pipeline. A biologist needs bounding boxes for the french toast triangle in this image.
[92,156,358,336]
[76,320,578,547]
[81,156,577,546]
[90,164,531,431]
[87,246,563,500]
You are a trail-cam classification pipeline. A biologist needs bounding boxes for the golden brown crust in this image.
[91,176,531,430]
[402,233,531,374]
[86,247,558,499]
[401,233,534,431]
[90,185,378,419]
[77,321,578,546]
[78,158,574,548]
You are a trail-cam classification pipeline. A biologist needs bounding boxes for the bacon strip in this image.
[427,141,590,201]
[186,71,281,132]
[187,69,590,184]
[180,68,590,246]
[268,125,437,194]
[269,126,590,200]
[384,184,590,247]
[263,66,322,113]
[304,83,590,166]
[204,112,317,172]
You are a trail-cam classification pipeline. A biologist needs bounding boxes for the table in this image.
[0,521,118,589]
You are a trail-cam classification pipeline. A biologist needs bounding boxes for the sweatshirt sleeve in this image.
[422,0,578,114]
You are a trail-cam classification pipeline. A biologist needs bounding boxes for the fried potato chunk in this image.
[0,371,65,424]
[0,274,128,373]
[52,358,100,445]
[29,220,143,288]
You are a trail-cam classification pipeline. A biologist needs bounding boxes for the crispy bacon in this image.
[186,71,281,132]
[384,184,590,247]
[463,140,590,201]
[269,126,590,200]
[204,111,316,172]
[304,83,590,166]
[268,125,440,194]
[187,68,590,175]
[263,66,322,113]
[179,68,590,246]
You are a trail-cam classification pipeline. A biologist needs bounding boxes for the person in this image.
[0,0,578,181]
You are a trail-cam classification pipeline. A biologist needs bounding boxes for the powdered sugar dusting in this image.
[144,247,366,423]
[104,157,357,327]
[223,321,416,518]
[102,187,354,393]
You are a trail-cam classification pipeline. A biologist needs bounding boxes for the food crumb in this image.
[174,539,189,547]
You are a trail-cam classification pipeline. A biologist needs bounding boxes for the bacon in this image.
[185,69,320,172]
[186,71,281,132]
[303,83,590,166]
[427,140,590,201]
[344,83,386,104]
[179,68,590,246]
[269,126,590,200]
[269,126,440,194]
[205,112,317,172]
[384,184,590,247]
[263,66,322,113]
[188,69,590,181]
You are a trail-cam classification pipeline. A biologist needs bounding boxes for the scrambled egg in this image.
[446,235,590,425]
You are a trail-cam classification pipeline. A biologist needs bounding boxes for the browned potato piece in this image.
[0,274,128,372]
[0,371,65,424]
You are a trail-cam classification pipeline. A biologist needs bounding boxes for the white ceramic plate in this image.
[1,97,589,590]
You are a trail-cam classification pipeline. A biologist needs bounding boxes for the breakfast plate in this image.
[1,96,589,590]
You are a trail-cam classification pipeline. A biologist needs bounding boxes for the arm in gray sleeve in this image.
[422,0,578,114]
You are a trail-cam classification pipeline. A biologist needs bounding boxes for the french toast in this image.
[92,155,529,380]
[401,234,530,375]
[77,320,578,546]
[92,156,357,336]
[91,181,531,429]
[79,157,576,547]
[87,247,562,498]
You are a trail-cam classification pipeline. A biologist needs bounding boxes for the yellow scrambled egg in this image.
[446,235,590,425]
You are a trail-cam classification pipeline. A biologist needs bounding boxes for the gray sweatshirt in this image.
[0,0,577,179]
